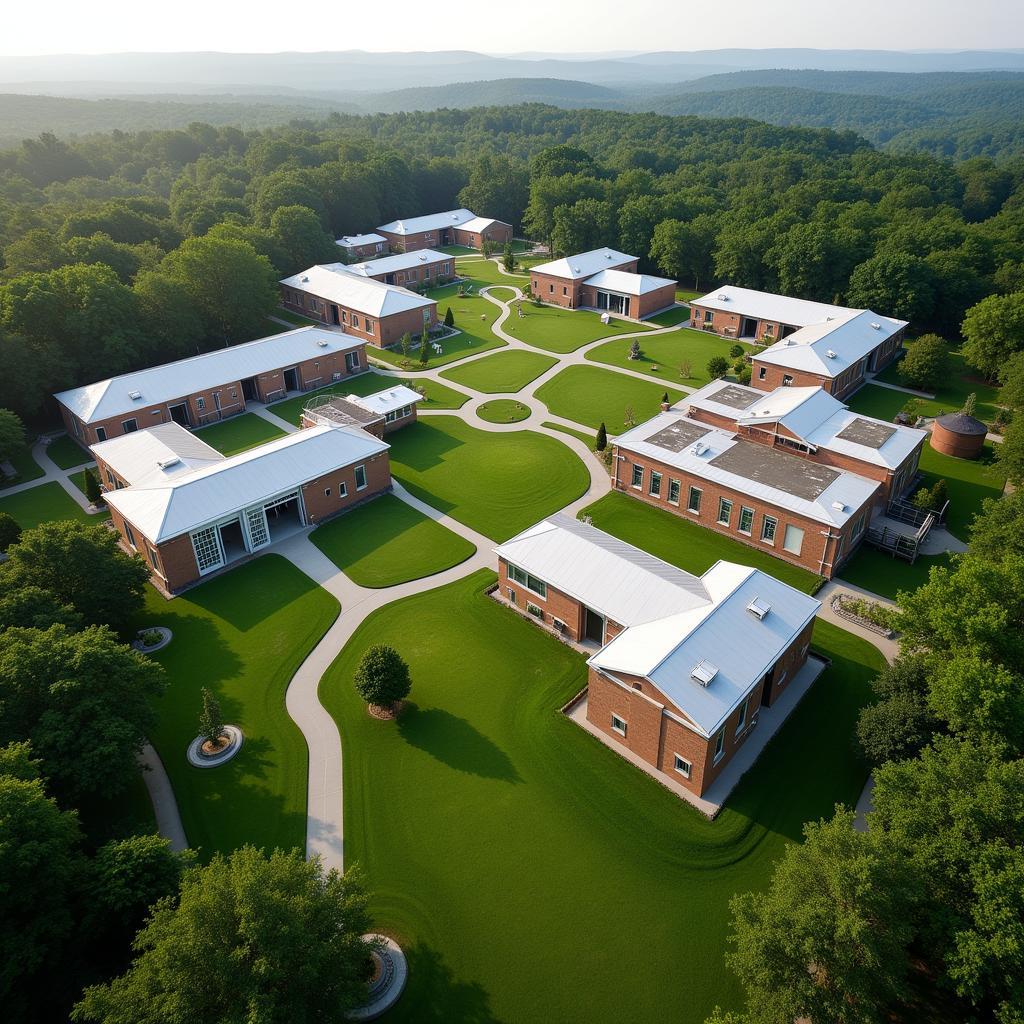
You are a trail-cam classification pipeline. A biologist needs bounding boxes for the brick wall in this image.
[299,451,392,526]
[361,255,453,287]
[498,557,587,640]
[530,271,583,308]
[452,222,513,248]
[280,287,436,348]
[341,241,389,260]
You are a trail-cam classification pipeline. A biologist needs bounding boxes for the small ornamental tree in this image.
[628,339,642,360]
[354,645,411,714]
[444,306,454,328]
[0,511,21,553]
[738,364,752,386]
[84,467,103,506]
[502,241,515,273]
[961,392,977,418]
[729,344,744,358]
[707,355,730,379]
[418,327,430,365]
[595,422,607,452]
[661,391,669,404]
[399,332,411,361]
[679,359,692,380]
[624,405,636,428]
[481,238,494,258]
[198,688,225,747]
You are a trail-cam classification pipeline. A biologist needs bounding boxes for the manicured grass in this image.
[69,467,98,497]
[587,326,753,386]
[676,287,700,303]
[440,349,557,394]
[437,244,479,256]
[541,421,596,448]
[272,307,318,327]
[874,347,1001,423]
[386,417,590,542]
[452,259,528,286]
[487,286,519,302]
[46,434,92,469]
[310,493,475,588]
[502,301,651,354]
[647,305,691,328]
[0,445,44,490]
[918,441,1005,541]
[839,548,951,602]
[0,480,97,529]
[846,384,911,422]
[268,371,469,426]
[535,365,686,432]
[321,570,881,1024]
[142,555,340,857]
[582,491,821,593]
[195,414,286,456]
[476,399,531,423]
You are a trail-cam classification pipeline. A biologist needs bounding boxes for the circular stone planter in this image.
[348,935,407,1021]
[477,399,530,424]
[187,725,243,768]
[132,627,173,653]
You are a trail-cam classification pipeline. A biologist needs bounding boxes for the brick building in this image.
[495,514,820,799]
[529,247,638,309]
[690,286,907,399]
[301,384,421,437]
[280,265,436,348]
[344,249,454,288]
[376,208,512,252]
[97,422,390,593]
[54,327,367,447]
[335,233,389,260]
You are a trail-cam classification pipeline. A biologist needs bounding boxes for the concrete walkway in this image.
[3,438,102,515]
[137,742,188,852]
[864,376,935,399]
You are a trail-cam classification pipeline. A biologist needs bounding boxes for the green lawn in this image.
[142,555,339,857]
[386,417,590,542]
[918,441,1005,541]
[582,492,821,593]
[440,349,557,394]
[452,259,528,286]
[845,384,911,422]
[839,548,952,602]
[874,347,1001,423]
[321,570,881,1024]
[535,365,686,432]
[272,307,318,327]
[476,399,531,423]
[268,371,469,426]
[676,287,700,303]
[437,244,480,256]
[69,467,99,498]
[0,445,44,490]
[502,302,652,354]
[0,481,97,529]
[309,493,475,588]
[541,421,596,448]
[487,286,519,302]
[195,414,286,456]
[647,305,691,328]
[587,326,753,387]
[46,434,92,469]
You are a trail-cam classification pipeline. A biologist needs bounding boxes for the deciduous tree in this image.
[354,644,411,711]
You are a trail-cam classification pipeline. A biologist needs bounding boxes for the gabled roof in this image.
[691,285,858,327]
[90,422,224,488]
[495,514,710,628]
[336,233,386,248]
[582,269,676,295]
[459,215,507,234]
[54,327,364,425]
[529,247,637,281]
[104,424,387,543]
[346,249,451,277]
[347,384,422,417]
[738,387,847,438]
[280,265,434,318]
[590,561,820,738]
[376,208,477,235]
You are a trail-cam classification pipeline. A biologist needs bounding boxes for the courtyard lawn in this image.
[142,555,339,857]
[541,421,596,448]
[440,349,557,394]
[676,287,700,303]
[268,371,469,426]
[874,347,1001,423]
[918,441,1005,541]
[501,302,651,354]
[647,305,691,328]
[437,244,479,256]
[272,307,318,327]
[0,445,44,490]
[321,570,881,1024]
[46,433,92,469]
[69,467,98,497]
[0,481,97,529]
[587,326,753,386]
[487,286,518,302]
[846,384,911,422]
[476,399,531,424]
[839,548,951,602]
[582,491,821,593]
[535,365,686,432]
[195,414,286,456]
[386,416,590,542]
[453,259,528,286]
[310,493,475,588]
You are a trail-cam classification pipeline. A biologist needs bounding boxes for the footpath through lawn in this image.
[322,570,881,1024]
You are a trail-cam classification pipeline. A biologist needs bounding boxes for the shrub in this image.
[399,332,411,360]
[729,344,744,358]
[84,467,103,505]
[354,644,411,710]
[624,405,636,428]
[418,327,430,365]
[443,306,454,328]
[961,392,977,418]
[0,511,21,553]
[502,242,515,273]
[628,339,642,360]
[595,422,607,451]
[707,355,729,379]
[898,334,950,390]
[140,629,162,648]
[738,364,753,386]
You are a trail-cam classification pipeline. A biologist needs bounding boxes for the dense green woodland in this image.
[0,105,1022,427]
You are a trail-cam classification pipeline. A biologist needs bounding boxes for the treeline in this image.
[0,106,1022,425]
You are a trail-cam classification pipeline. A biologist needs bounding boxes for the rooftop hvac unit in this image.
[871,322,881,330]
[832,501,847,512]
[128,390,142,400]
[692,442,708,456]
[301,275,309,283]
[826,315,834,321]
[747,597,772,620]
[717,293,727,301]
[691,660,718,686]
[317,339,329,348]
[826,349,837,359]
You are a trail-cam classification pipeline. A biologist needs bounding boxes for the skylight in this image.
[691,660,718,686]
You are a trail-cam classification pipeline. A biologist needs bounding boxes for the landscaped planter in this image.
[830,595,895,637]
[348,934,407,1021]
[132,627,172,653]
[187,725,243,768]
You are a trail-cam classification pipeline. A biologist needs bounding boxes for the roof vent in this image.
[301,275,309,283]
[747,597,772,620]
[571,266,580,274]
[717,293,727,301]
[157,457,181,470]
[128,390,142,400]
[826,349,837,359]
[691,441,708,456]
[871,322,881,330]
[419,254,427,261]
[832,500,847,512]
[691,660,718,687]
[317,339,329,348]
[826,315,834,322]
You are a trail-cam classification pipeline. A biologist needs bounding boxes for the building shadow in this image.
[391,419,464,472]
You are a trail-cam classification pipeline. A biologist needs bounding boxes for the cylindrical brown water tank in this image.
[930,412,988,460]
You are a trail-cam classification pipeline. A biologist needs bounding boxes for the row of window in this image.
[610,714,696,780]
[506,563,547,598]
[384,405,413,424]
[324,464,368,499]
[121,520,160,574]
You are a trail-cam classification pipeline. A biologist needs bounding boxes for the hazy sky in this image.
[2,0,1022,55]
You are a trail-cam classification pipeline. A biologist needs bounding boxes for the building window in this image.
[673,754,691,778]
[758,366,767,380]
[351,315,360,330]
[761,515,778,544]
[121,418,138,434]
[717,497,732,525]
[105,468,115,487]
[507,563,546,598]
[611,714,627,737]
[736,696,749,733]
[631,465,643,489]
[423,309,431,324]
[713,728,725,763]
[852,514,865,540]
[324,488,331,497]
[562,286,567,296]
[506,587,516,604]
[345,351,360,372]
[354,465,368,491]
[341,310,348,324]
[783,524,804,555]
[738,506,754,535]
[385,410,397,423]
[191,525,223,573]
[549,284,554,294]
[95,426,107,442]
[649,471,662,497]
[782,374,794,387]
[196,397,206,411]
[338,482,348,498]
[686,486,702,514]
[668,479,680,505]
[401,405,412,417]
[703,310,713,323]
[124,522,137,549]
[145,543,159,570]
[366,319,374,335]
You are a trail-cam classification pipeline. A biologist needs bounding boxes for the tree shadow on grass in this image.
[397,704,521,783]
[397,943,503,1024]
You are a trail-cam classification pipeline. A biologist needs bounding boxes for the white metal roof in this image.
[55,327,364,425]
[376,208,477,236]
[458,215,505,234]
[280,265,435,318]
[347,385,422,417]
[691,285,859,327]
[739,387,846,437]
[104,424,387,543]
[495,514,710,628]
[615,411,879,527]
[582,269,676,295]
[590,561,820,737]
[529,247,637,281]
[90,422,224,488]
[346,249,451,277]
[336,233,386,248]
[753,310,907,379]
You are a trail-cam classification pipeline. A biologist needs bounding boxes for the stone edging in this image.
[132,626,173,653]
[348,934,407,1021]
[829,596,894,637]
[187,725,243,768]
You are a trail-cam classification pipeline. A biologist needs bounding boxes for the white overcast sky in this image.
[2,0,1022,54]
